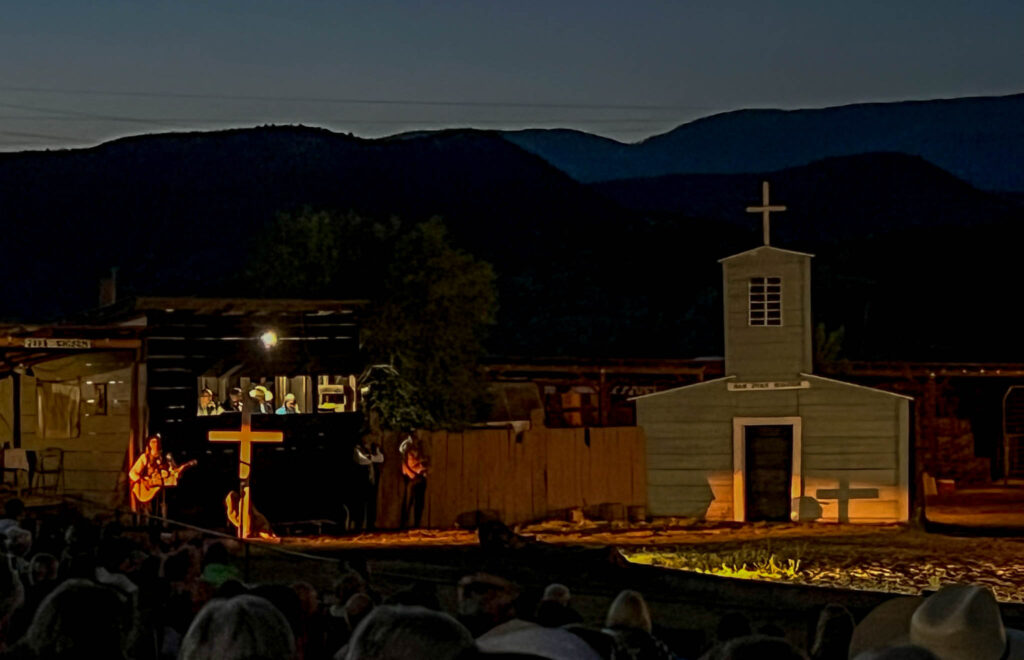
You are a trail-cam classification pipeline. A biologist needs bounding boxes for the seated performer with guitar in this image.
[129,434,196,517]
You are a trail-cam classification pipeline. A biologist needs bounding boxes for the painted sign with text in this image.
[22,338,93,349]
[727,380,810,391]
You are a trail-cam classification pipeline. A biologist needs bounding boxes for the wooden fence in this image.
[375,426,647,529]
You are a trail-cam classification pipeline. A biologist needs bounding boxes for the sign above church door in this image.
[727,380,810,392]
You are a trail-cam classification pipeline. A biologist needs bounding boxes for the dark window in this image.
[749,277,782,326]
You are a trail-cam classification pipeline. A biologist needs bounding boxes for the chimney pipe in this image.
[99,266,118,307]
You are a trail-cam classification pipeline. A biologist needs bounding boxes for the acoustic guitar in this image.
[131,459,198,502]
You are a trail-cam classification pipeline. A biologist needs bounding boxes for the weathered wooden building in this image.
[2,296,656,531]
[635,192,911,523]
[1,331,141,506]
[1,297,367,526]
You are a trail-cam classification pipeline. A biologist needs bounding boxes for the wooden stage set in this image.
[160,424,648,534]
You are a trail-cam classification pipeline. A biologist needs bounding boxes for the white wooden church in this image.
[634,183,911,523]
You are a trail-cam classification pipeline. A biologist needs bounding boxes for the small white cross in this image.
[746,181,786,246]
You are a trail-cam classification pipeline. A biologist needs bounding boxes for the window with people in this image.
[194,374,359,417]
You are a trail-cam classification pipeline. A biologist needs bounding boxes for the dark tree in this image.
[362,217,498,430]
[249,210,497,429]
[246,208,401,300]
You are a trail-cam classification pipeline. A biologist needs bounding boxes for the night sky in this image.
[2,1,1023,150]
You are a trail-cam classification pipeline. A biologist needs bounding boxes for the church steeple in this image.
[719,182,812,379]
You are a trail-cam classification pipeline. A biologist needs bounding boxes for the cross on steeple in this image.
[746,181,786,246]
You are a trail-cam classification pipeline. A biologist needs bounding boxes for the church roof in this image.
[629,373,913,401]
[628,375,736,401]
[800,373,914,400]
[717,245,814,263]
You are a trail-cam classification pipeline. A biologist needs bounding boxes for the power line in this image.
[0,129,81,142]
[0,84,712,112]
[0,101,191,128]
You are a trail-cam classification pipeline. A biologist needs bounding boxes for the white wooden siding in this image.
[724,251,812,379]
[19,366,132,505]
[638,377,909,523]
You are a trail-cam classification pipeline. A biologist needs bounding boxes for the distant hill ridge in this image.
[2,124,1024,360]
[505,92,1024,191]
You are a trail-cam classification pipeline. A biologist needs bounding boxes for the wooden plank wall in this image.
[376,426,646,529]
[17,366,133,507]
[144,309,360,445]
[799,378,909,522]
[724,253,812,379]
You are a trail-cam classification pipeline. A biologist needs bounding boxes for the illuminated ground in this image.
[272,488,1024,603]
[276,521,1024,602]
[22,483,1024,604]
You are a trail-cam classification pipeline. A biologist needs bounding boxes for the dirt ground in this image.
[270,485,1024,603]
[924,482,1024,528]
[17,481,1024,604]
[272,521,1024,603]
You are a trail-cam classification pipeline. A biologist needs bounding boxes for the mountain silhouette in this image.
[0,125,643,355]
[589,153,1024,360]
[506,93,1024,192]
[2,125,1023,360]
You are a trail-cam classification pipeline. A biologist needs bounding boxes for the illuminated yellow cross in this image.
[209,410,283,537]
[746,180,786,246]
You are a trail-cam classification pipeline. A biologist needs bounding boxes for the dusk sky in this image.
[2,1,1023,151]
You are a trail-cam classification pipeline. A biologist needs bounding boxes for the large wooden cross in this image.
[815,476,879,523]
[746,180,786,246]
[209,410,283,538]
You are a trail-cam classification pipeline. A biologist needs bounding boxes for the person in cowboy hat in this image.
[248,385,274,414]
[849,584,1024,660]
[275,393,300,415]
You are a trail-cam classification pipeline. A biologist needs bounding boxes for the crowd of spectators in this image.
[0,497,1016,659]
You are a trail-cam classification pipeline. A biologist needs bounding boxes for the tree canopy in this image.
[361,217,497,429]
[246,208,400,300]
[248,209,497,430]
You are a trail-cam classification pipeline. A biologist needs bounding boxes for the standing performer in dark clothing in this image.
[352,438,384,531]
[400,433,428,528]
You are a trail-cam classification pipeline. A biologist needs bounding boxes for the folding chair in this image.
[33,447,66,494]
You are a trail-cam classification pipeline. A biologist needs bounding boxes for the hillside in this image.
[592,153,1022,247]
[506,93,1024,191]
[2,126,1024,360]
[590,153,1024,360]
[0,126,683,356]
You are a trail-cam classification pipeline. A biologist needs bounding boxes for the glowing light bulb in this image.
[259,330,278,349]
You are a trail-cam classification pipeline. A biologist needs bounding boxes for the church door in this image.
[744,425,793,522]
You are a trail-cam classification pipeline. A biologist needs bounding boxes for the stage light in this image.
[259,330,278,349]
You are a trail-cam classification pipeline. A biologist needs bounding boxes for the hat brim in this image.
[248,387,273,402]
[1005,629,1024,659]
[848,596,922,659]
